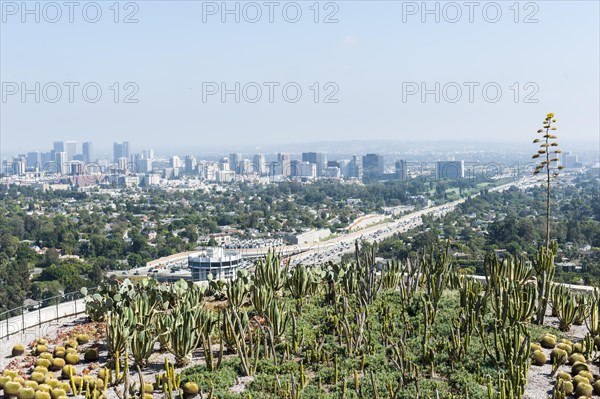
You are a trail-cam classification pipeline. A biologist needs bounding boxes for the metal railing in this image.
[0,289,94,341]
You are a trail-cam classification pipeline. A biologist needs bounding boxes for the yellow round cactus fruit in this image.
[34,391,51,399]
[65,353,79,365]
[12,344,26,357]
[76,334,90,345]
[541,335,556,349]
[182,382,200,398]
[17,387,36,399]
[575,382,593,397]
[556,343,573,355]
[572,361,590,375]
[31,372,46,384]
[49,388,66,399]
[60,365,76,380]
[531,350,547,366]
[0,376,13,389]
[84,348,99,362]
[4,381,22,397]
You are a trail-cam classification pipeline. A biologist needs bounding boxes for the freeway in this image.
[111,176,541,277]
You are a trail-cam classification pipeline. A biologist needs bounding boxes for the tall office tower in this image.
[146,149,155,160]
[82,142,93,163]
[229,153,242,174]
[113,141,131,161]
[220,157,230,171]
[253,154,266,175]
[26,151,40,169]
[278,153,291,177]
[436,161,464,179]
[118,157,129,172]
[302,152,327,176]
[65,140,77,161]
[136,158,153,173]
[395,160,408,180]
[41,152,53,165]
[53,141,65,155]
[55,151,67,174]
[185,155,197,174]
[362,154,384,180]
[348,155,363,179]
[171,155,181,168]
[13,157,26,175]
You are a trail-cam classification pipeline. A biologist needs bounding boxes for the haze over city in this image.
[1,1,599,156]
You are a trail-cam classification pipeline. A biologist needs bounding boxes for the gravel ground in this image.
[524,315,593,399]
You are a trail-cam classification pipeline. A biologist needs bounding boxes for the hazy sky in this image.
[1,1,599,157]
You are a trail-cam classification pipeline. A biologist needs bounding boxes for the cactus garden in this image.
[2,244,600,399]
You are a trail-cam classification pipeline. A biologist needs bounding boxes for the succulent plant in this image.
[36,345,48,354]
[65,340,78,349]
[593,379,600,394]
[33,366,48,375]
[84,348,99,362]
[12,344,26,356]
[143,382,153,393]
[17,387,35,399]
[36,359,52,369]
[31,372,46,384]
[575,382,593,397]
[65,353,79,365]
[569,353,587,365]
[37,384,52,393]
[541,334,556,348]
[38,339,48,345]
[34,392,51,399]
[39,353,53,361]
[49,388,66,399]
[3,370,19,378]
[4,381,22,397]
[76,334,90,344]
[560,381,574,395]
[45,379,59,389]
[530,343,542,352]
[0,375,13,388]
[550,348,568,365]
[23,381,38,390]
[531,350,546,366]
[577,371,594,384]
[572,361,590,375]
[60,365,76,380]
[557,342,573,355]
[182,382,199,398]
[51,358,65,371]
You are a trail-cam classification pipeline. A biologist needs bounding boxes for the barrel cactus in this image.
[550,348,568,365]
[36,345,48,354]
[51,359,65,371]
[569,353,587,365]
[50,388,66,399]
[557,343,573,355]
[76,334,90,345]
[4,381,22,397]
[578,371,594,384]
[31,372,46,384]
[12,344,26,357]
[61,365,76,380]
[0,376,12,389]
[36,359,52,369]
[17,387,35,399]
[575,382,593,397]
[34,392,51,399]
[182,382,199,398]
[84,348,99,362]
[532,350,547,366]
[39,353,53,361]
[541,334,556,348]
[65,353,79,365]
[572,361,590,375]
